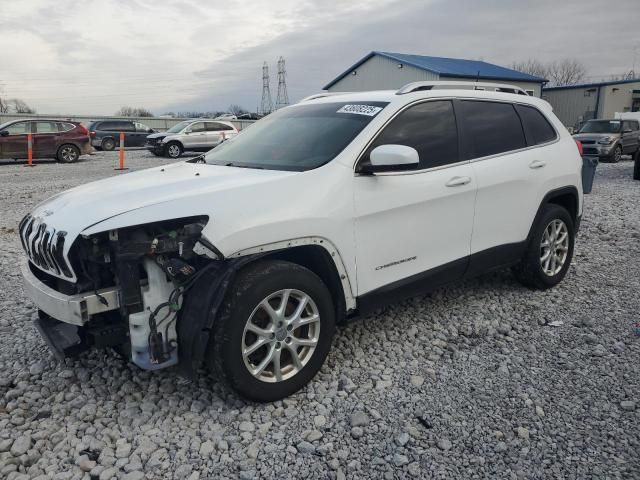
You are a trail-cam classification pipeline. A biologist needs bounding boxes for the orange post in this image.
[115,132,128,171]
[25,133,35,167]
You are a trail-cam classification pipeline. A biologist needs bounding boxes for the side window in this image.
[206,122,235,131]
[516,105,557,145]
[458,101,526,158]
[189,122,205,132]
[363,100,459,169]
[34,121,58,133]
[99,122,115,131]
[4,122,29,135]
[58,122,75,132]
[120,121,135,132]
[135,122,151,132]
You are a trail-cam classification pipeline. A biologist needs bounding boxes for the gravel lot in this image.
[0,151,638,479]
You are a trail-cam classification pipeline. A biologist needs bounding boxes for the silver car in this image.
[573,119,640,162]
[146,119,238,158]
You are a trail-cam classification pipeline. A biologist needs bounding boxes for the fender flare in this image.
[526,186,580,244]
[228,236,356,311]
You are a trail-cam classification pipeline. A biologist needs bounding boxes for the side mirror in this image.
[0,130,8,137]
[184,129,191,134]
[359,144,419,174]
[623,128,632,134]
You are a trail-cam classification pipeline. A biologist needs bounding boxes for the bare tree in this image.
[227,104,248,116]
[546,59,586,86]
[511,58,587,86]
[115,106,153,117]
[0,97,8,113]
[10,98,36,114]
[510,59,548,79]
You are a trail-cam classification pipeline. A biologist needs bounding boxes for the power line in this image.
[275,56,289,109]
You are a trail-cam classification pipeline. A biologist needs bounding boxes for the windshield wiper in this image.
[224,162,264,170]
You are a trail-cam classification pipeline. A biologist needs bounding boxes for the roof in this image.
[323,51,547,90]
[542,78,640,91]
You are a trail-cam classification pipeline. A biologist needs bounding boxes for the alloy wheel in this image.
[540,219,569,276]
[60,146,78,162]
[167,145,181,158]
[241,289,320,383]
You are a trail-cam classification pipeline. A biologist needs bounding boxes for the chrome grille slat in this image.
[19,214,73,279]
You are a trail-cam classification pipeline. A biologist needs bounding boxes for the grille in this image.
[580,140,596,145]
[583,147,599,155]
[19,214,73,278]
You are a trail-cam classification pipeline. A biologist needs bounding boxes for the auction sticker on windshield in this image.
[337,104,383,116]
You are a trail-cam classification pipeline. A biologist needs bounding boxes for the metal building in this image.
[542,79,640,130]
[323,51,546,96]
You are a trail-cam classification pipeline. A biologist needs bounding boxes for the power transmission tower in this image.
[260,61,273,116]
[275,56,290,109]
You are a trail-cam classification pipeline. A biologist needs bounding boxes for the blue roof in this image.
[542,78,640,91]
[323,51,547,90]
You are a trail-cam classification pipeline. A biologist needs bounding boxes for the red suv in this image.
[0,119,92,163]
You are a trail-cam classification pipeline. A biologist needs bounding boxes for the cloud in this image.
[0,0,638,115]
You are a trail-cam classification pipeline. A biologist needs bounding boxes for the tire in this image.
[101,137,116,151]
[165,142,183,159]
[57,144,80,163]
[206,260,336,402]
[610,144,622,163]
[513,204,575,290]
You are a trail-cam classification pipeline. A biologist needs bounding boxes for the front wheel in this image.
[207,260,335,402]
[165,142,183,159]
[610,145,622,163]
[57,144,80,163]
[513,204,575,290]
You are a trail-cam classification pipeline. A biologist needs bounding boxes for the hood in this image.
[573,132,620,142]
[30,161,296,241]
[147,132,169,139]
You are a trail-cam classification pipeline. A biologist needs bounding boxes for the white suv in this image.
[20,81,583,401]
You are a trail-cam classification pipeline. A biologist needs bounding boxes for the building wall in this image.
[542,87,600,129]
[543,81,640,129]
[600,81,640,118]
[326,54,439,92]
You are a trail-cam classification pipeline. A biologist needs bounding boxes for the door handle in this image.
[445,176,471,187]
[529,160,546,169]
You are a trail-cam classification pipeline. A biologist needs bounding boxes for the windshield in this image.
[166,121,192,133]
[0,121,12,131]
[204,101,388,171]
[579,120,622,134]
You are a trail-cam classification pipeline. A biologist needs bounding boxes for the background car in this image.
[573,119,640,162]
[0,119,91,163]
[146,119,238,158]
[88,120,156,151]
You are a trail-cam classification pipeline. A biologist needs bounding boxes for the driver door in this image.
[353,100,476,296]
[183,122,207,149]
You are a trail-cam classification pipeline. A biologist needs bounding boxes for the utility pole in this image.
[275,56,290,109]
[260,61,273,116]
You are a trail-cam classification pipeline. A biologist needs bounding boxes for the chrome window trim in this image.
[353,96,561,176]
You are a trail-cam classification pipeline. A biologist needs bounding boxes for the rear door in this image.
[204,122,233,147]
[32,121,59,158]
[461,100,558,269]
[0,121,30,158]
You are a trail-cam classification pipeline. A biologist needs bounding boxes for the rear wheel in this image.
[207,260,335,402]
[165,142,183,159]
[101,137,116,151]
[57,144,80,163]
[513,204,575,290]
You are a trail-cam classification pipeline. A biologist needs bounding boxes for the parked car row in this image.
[0,117,240,163]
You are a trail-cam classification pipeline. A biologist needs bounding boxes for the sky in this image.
[1,0,638,115]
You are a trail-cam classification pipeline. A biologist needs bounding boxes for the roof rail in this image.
[299,92,354,102]
[396,81,529,96]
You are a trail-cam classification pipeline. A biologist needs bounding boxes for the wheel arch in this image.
[528,186,580,243]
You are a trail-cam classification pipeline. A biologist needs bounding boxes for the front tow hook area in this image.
[34,311,88,360]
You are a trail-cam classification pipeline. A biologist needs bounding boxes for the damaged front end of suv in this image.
[20,212,242,375]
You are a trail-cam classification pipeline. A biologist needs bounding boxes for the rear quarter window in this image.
[516,105,557,145]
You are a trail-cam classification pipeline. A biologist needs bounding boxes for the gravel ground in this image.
[0,151,638,480]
